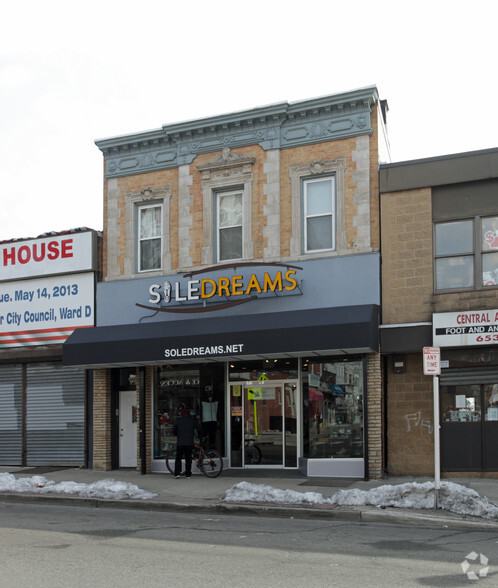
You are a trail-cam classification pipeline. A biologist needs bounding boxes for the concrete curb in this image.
[358,508,498,530]
[1,491,498,530]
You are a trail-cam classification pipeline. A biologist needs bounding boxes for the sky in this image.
[1,0,497,241]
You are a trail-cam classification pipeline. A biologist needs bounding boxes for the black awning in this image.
[63,305,379,367]
[380,324,432,354]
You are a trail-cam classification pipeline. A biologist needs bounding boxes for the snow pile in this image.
[0,473,156,500]
[223,480,498,520]
[330,481,498,519]
[224,481,328,506]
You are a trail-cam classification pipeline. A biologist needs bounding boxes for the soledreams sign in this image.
[433,309,498,347]
[138,263,302,314]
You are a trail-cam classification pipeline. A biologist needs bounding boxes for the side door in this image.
[119,389,137,467]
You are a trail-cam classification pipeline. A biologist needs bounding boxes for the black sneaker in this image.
[174,474,181,479]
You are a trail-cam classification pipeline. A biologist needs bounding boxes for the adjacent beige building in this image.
[380,148,498,477]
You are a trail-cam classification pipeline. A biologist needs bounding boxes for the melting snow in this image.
[0,472,156,500]
[223,480,498,520]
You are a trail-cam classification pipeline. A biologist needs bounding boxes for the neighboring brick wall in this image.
[386,353,434,476]
[381,188,434,324]
[93,369,112,471]
[381,187,498,324]
[137,367,153,474]
[367,352,384,479]
[433,289,498,313]
[381,188,436,476]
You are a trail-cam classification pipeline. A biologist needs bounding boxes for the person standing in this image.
[172,409,201,478]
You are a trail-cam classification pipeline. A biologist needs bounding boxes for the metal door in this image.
[119,390,137,467]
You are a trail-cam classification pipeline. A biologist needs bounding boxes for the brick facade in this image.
[366,352,384,478]
[103,134,381,282]
[381,188,433,324]
[386,354,434,476]
[93,369,112,471]
[90,87,386,476]
[380,149,498,477]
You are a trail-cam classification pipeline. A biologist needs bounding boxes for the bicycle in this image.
[165,438,223,478]
[244,439,262,464]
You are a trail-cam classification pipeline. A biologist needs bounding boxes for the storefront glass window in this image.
[441,385,482,422]
[484,384,498,421]
[482,216,498,286]
[153,364,225,459]
[229,359,298,381]
[302,357,363,459]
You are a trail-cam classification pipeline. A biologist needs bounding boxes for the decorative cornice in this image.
[196,147,255,180]
[96,86,380,179]
[124,185,172,201]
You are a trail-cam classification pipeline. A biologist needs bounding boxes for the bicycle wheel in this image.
[245,443,262,465]
[198,449,223,478]
[164,449,177,475]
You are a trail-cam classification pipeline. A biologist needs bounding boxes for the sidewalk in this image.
[1,466,498,530]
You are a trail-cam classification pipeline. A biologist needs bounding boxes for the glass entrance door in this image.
[230,380,298,468]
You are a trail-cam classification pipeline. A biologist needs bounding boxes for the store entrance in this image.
[119,389,137,468]
[440,382,498,471]
[230,380,298,468]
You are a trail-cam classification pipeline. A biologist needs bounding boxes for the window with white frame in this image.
[138,203,162,271]
[434,215,498,290]
[303,176,336,253]
[216,190,243,262]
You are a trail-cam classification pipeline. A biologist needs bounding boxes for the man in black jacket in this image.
[172,409,202,478]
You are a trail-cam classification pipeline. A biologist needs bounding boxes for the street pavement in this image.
[1,465,498,530]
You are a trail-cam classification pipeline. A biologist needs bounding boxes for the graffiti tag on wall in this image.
[405,411,433,434]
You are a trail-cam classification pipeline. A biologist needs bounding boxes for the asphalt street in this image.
[1,501,497,587]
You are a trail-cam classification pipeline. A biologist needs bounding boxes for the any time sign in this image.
[423,347,441,375]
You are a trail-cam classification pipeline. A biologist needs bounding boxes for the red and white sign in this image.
[423,347,441,375]
[0,232,95,281]
[433,309,498,347]
[0,272,94,348]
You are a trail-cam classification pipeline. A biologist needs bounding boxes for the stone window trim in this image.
[197,148,255,265]
[124,185,172,277]
[289,158,347,258]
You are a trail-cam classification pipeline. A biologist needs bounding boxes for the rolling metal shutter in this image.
[26,363,86,466]
[440,367,498,385]
[0,364,23,465]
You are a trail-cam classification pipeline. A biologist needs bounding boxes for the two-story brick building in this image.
[64,86,389,478]
[380,148,498,477]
